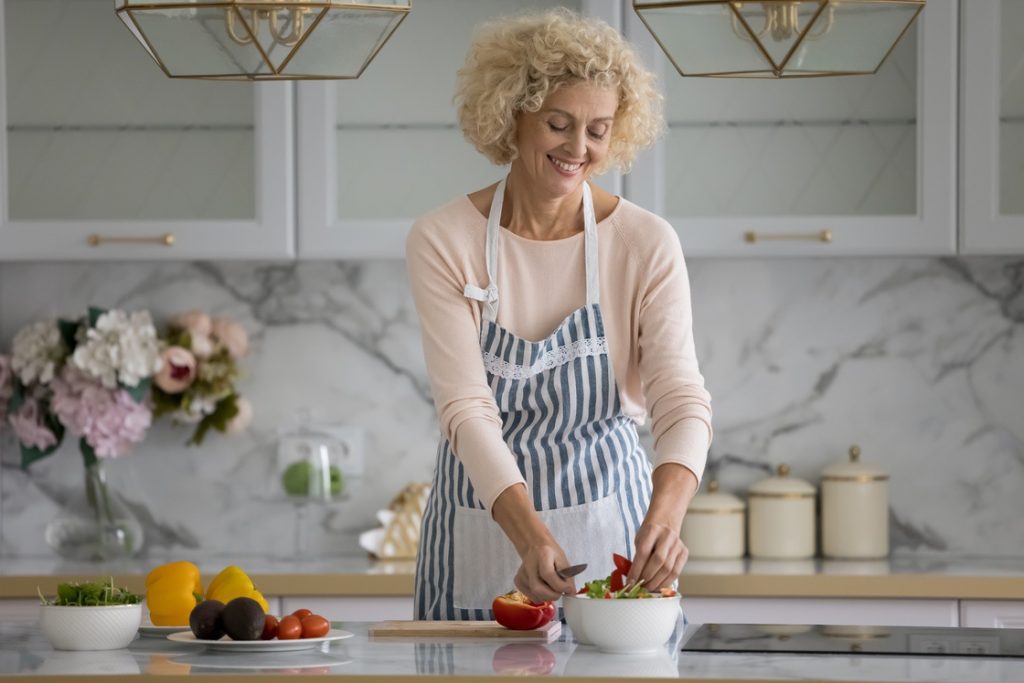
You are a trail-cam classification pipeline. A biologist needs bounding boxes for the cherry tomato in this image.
[260,614,279,640]
[300,614,330,638]
[291,608,313,620]
[277,615,303,640]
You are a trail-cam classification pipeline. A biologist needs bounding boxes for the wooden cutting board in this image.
[369,620,561,641]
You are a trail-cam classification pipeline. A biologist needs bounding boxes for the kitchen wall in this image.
[1,254,1022,559]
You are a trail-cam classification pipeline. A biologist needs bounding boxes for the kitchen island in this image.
[2,617,1023,683]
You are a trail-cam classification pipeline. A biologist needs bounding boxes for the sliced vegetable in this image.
[492,591,555,631]
[612,553,632,574]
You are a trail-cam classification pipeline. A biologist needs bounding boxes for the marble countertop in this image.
[3,618,1024,683]
[3,555,1024,600]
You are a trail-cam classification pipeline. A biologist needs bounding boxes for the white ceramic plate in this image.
[166,629,353,652]
[139,626,187,638]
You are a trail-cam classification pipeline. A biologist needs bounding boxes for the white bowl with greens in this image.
[39,579,142,651]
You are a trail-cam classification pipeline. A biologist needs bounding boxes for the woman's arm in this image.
[628,217,713,589]
[492,484,577,601]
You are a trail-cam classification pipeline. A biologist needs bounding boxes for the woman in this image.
[407,9,712,620]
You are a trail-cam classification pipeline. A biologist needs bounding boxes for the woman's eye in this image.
[588,129,606,140]
[548,122,568,132]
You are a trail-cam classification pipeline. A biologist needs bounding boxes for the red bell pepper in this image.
[612,553,632,574]
[492,591,556,631]
[609,569,625,592]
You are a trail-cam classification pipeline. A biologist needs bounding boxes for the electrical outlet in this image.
[310,424,365,479]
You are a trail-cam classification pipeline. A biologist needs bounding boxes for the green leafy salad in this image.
[38,578,141,606]
[576,553,680,599]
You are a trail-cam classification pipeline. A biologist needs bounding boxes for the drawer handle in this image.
[744,229,832,244]
[87,233,176,247]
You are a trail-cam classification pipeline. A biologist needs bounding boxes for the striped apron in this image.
[414,177,654,620]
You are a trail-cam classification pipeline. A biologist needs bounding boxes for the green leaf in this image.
[87,307,106,328]
[80,439,98,468]
[8,381,25,414]
[57,319,80,354]
[124,377,151,404]
[20,443,57,468]
[187,394,239,447]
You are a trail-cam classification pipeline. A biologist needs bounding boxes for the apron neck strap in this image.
[482,176,602,321]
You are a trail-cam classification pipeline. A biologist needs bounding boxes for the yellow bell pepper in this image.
[205,565,269,613]
[145,561,203,626]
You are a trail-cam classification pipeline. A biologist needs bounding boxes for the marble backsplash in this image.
[0,256,1022,560]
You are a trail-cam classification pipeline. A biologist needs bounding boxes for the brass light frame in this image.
[115,1,411,81]
[633,0,925,78]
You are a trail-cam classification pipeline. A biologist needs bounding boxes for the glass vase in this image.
[44,458,144,561]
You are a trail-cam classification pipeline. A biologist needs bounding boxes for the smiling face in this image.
[511,81,619,199]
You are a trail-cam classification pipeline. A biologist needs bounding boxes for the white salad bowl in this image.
[39,604,142,651]
[561,594,681,654]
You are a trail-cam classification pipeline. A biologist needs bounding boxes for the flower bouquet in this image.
[0,307,252,560]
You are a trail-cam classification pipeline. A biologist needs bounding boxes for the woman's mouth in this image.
[548,155,583,176]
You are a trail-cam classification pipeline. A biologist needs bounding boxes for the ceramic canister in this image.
[748,464,816,560]
[821,445,889,559]
[680,480,746,559]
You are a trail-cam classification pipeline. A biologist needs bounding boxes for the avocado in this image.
[220,597,266,641]
[189,600,226,640]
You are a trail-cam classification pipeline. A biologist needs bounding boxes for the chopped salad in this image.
[577,553,679,599]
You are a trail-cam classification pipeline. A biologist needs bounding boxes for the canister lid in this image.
[688,480,746,513]
[749,463,816,498]
[821,445,889,482]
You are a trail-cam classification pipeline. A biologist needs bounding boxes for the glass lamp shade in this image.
[114,1,411,80]
[633,0,925,78]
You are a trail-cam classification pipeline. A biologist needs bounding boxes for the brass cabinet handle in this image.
[744,229,832,244]
[86,233,176,247]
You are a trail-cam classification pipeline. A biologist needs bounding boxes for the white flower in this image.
[71,309,162,389]
[10,320,65,386]
[173,395,217,424]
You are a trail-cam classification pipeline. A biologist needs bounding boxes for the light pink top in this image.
[406,193,713,511]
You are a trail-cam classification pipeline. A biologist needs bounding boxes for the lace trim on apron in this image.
[480,336,608,380]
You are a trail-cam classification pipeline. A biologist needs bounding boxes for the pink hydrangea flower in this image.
[8,398,58,451]
[51,367,151,458]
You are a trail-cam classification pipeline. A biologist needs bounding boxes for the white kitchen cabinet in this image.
[280,596,413,622]
[960,0,1024,253]
[295,0,623,259]
[624,0,958,257]
[683,597,959,628]
[959,600,1024,629]
[0,0,294,261]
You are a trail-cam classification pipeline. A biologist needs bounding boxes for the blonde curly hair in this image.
[455,8,664,176]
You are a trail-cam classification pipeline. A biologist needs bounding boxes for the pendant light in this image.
[115,1,411,80]
[633,0,925,78]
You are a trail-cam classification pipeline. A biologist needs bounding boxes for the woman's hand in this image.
[514,543,576,603]
[626,522,688,591]
[626,463,699,590]
[493,485,577,602]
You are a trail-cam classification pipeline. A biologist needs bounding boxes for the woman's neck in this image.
[501,167,586,241]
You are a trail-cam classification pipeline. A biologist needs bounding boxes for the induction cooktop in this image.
[681,624,1024,658]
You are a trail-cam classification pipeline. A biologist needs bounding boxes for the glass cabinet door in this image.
[0,0,293,260]
[297,0,621,259]
[962,0,1024,253]
[625,0,957,256]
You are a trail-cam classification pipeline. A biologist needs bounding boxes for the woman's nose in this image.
[564,130,587,158]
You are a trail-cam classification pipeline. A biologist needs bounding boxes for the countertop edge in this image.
[15,676,912,683]
[3,573,1024,600]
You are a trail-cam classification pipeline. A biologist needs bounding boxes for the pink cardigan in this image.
[406,194,713,511]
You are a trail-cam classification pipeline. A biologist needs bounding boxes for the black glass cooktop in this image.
[681,624,1024,658]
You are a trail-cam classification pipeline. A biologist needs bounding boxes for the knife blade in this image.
[556,563,588,579]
